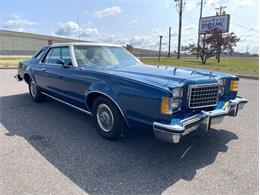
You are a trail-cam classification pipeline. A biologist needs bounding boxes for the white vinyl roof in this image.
[51,42,122,47]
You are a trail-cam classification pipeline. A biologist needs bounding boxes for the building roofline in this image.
[0,29,88,42]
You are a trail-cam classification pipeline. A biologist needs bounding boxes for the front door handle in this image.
[41,68,46,72]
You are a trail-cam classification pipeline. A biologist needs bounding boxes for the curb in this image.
[0,67,17,69]
[236,74,259,80]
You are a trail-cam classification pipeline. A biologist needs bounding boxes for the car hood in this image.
[106,64,231,89]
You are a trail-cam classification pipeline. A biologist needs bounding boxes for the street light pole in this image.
[158,35,163,61]
[168,27,171,58]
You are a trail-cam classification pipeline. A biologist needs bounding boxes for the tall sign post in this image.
[197,0,204,59]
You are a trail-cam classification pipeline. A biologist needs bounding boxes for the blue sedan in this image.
[14,42,247,143]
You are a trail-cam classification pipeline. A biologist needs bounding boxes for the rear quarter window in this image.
[33,50,45,60]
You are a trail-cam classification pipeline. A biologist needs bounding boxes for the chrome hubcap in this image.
[97,104,114,132]
[30,81,37,98]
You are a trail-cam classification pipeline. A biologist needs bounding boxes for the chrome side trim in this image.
[86,91,130,127]
[42,92,92,115]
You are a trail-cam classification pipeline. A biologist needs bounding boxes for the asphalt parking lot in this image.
[0,69,258,195]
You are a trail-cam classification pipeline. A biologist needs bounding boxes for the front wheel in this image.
[29,79,45,102]
[92,97,127,140]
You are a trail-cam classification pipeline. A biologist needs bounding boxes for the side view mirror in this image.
[56,59,65,65]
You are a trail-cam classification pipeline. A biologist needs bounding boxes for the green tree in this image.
[200,28,240,64]
[184,43,197,55]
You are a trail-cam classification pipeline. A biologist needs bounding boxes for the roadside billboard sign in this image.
[199,14,230,34]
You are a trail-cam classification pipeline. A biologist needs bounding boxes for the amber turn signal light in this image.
[230,80,239,92]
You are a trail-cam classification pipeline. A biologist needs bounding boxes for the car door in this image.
[39,46,87,108]
[32,48,49,88]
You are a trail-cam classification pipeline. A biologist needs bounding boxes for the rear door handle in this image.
[41,68,46,72]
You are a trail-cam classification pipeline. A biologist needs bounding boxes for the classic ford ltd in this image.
[14,42,247,143]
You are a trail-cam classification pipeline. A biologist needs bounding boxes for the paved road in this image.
[0,69,258,195]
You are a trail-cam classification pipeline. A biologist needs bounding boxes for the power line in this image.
[215,5,227,63]
[215,5,227,15]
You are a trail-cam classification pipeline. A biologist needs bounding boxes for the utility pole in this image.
[215,6,226,63]
[158,35,163,61]
[216,5,226,15]
[168,27,171,58]
[197,0,204,58]
[77,13,80,40]
[175,0,184,59]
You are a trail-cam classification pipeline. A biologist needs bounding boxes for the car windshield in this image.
[74,46,140,68]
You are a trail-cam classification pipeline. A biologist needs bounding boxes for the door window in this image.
[43,47,72,65]
[61,47,72,65]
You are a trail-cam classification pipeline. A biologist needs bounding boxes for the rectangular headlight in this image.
[230,80,239,92]
[172,87,183,97]
[218,78,226,96]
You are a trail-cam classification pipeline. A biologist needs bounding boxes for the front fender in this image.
[87,82,119,100]
[85,73,172,129]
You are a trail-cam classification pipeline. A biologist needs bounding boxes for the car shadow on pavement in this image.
[1,93,238,194]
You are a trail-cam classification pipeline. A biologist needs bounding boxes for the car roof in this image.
[51,42,122,47]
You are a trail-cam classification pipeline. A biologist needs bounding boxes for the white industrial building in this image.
[0,29,86,55]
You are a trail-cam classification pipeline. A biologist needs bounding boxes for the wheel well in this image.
[86,92,109,111]
[86,92,130,127]
[24,73,31,84]
[86,92,96,111]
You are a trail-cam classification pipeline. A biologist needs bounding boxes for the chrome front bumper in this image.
[153,97,248,143]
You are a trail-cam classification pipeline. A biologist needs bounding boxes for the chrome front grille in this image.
[188,84,219,109]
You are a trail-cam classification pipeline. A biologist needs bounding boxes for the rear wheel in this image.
[29,79,45,102]
[92,96,127,140]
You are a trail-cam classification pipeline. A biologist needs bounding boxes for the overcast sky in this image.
[0,0,259,53]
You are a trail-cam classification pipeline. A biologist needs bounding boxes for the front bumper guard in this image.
[153,97,248,143]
